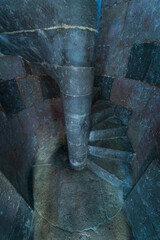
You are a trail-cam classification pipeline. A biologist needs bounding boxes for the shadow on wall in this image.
[0,55,65,206]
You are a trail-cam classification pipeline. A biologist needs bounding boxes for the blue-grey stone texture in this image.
[0,79,24,117]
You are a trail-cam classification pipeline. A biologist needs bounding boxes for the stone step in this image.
[89,136,134,153]
[88,145,134,162]
[91,99,113,114]
[91,117,124,131]
[88,155,132,183]
[91,107,115,127]
[87,160,123,189]
[89,127,127,141]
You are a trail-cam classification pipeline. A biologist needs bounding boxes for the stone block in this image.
[127,81,154,113]
[0,171,33,240]
[0,80,24,118]
[146,44,160,87]
[39,75,60,100]
[114,104,132,125]
[36,99,64,125]
[0,110,7,132]
[127,113,148,151]
[95,44,110,76]
[95,76,114,100]
[15,135,38,203]
[0,131,17,182]
[18,76,43,108]
[126,159,160,240]
[126,42,156,81]
[0,171,21,240]
[104,45,132,78]
[155,127,160,148]
[9,198,33,240]
[111,78,135,107]
[142,88,160,131]
[30,62,46,75]
[0,55,25,80]
[35,119,65,148]
[121,0,160,44]
[35,100,55,125]
[99,0,128,46]
[23,60,32,75]
[136,127,156,171]
[58,180,105,231]
[18,107,40,136]
[5,117,26,156]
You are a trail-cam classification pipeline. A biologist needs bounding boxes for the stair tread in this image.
[91,107,115,126]
[88,155,132,181]
[89,127,127,141]
[89,145,134,162]
[92,100,113,114]
[87,160,123,188]
[89,136,134,153]
[91,118,126,130]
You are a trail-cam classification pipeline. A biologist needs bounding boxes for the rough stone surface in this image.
[39,75,60,100]
[95,0,130,78]
[18,76,43,108]
[30,137,133,239]
[23,60,32,75]
[0,171,33,240]
[5,117,25,154]
[111,78,134,107]
[0,109,7,132]
[0,55,25,80]
[114,105,132,126]
[35,99,64,126]
[142,88,160,131]
[95,76,114,100]
[0,79,24,117]
[18,107,40,136]
[126,159,160,240]
[135,127,156,178]
[126,42,156,81]
[127,81,154,113]
[35,119,65,148]
[127,113,148,151]
[9,198,33,240]
[121,0,160,44]
[146,44,160,87]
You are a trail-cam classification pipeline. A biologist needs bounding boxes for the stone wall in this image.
[96,0,160,85]
[95,1,160,239]
[0,55,65,205]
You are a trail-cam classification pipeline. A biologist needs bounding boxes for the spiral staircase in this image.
[0,89,136,240]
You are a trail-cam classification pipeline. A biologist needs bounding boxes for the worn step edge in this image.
[91,116,124,130]
[88,145,134,161]
[87,160,123,188]
[89,127,127,141]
